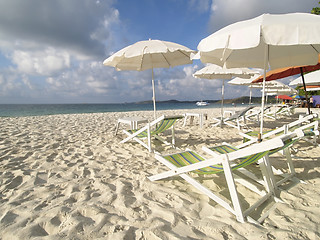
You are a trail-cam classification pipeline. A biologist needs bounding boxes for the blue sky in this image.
[0,0,317,104]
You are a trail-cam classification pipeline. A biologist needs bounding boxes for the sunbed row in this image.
[115,111,319,224]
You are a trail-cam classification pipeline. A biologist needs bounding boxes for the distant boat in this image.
[196,101,209,106]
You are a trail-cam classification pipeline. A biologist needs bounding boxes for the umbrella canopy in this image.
[197,13,320,69]
[251,55,320,83]
[196,13,320,139]
[290,95,305,99]
[289,69,320,86]
[228,75,260,104]
[228,76,289,89]
[228,77,295,103]
[251,56,320,114]
[193,64,258,126]
[264,88,297,95]
[193,65,258,79]
[103,39,195,119]
[275,95,293,100]
[263,85,297,95]
[300,86,320,91]
[228,76,259,86]
[249,80,291,89]
[253,55,320,114]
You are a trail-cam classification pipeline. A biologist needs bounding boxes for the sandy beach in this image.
[0,107,319,239]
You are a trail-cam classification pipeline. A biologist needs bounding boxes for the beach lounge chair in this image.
[265,105,295,120]
[212,106,255,130]
[121,115,183,152]
[238,113,319,148]
[245,106,272,122]
[148,132,299,223]
[204,128,306,191]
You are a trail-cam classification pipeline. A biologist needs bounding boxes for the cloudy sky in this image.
[0,0,317,104]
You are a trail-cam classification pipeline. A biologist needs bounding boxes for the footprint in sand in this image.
[6,176,23,189]
[0,211,19,225]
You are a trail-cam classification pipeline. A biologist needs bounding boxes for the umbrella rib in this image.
[139,46,148,71]
[178,49,191,58]
[310,44,320,54]
[161,53,170,67]
[162,50,191,68]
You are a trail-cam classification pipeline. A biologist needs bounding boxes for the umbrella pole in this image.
[220,79,225,127]
[249,87,252,104]
[300,67,311,115]
[266,94,268,104]
[259,45,268,142]
[152,68,157,119]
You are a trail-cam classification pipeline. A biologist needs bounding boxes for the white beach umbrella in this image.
[256,81,297,104]
[193,64,258,126]
[228,76,257,104]
[196,13,320,139]
[228,77,294,104]
[289,69,320,86]
[228,77,256,86]
[304,86,320,91]
[103,39,195,119]
[263,86,297,95]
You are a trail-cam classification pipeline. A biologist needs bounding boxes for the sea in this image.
[0,102,250,118]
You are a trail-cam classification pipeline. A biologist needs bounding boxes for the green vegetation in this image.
[311,1,320,15]
[296,87,320,97]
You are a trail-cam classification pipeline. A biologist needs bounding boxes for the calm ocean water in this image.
[0,102,246,117]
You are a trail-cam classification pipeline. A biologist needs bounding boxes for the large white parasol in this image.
[104,39,195,119]
[195,13,320,139]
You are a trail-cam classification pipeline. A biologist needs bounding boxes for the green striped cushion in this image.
[127,118,179,138]
[210,144,239,154]
[164,150,270,175]
[269,138,299,155]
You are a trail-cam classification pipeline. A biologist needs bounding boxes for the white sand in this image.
[0,107,319,239]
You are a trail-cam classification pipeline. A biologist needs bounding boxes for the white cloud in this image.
[209,0,316,32]
[0,0,315,104]
[11,48,70,76]
[0,0,118,59]
[0,0,125,103]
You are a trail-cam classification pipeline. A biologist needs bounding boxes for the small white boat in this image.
[196,101,209,106]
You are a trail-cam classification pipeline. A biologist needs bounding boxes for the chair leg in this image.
[222,158,245,223]
[183,115,187,127]
[283,148,295,176]
[115,121,120,135]
[172,126,175,145]
[147,124,152,152]
[258,156,278,195]
[236,119,241,130]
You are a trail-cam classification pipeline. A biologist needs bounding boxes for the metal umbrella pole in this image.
[300,67,311,115]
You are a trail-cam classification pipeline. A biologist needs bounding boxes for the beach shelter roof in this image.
[103,39,195,119]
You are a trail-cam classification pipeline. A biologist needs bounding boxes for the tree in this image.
[311,1,320,15]
[296,87,320,97]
